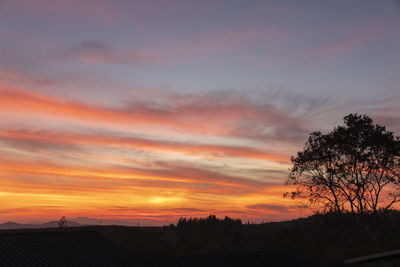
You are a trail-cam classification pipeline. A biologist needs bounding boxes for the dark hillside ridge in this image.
[1,212,399,266]
[0,220,84,230]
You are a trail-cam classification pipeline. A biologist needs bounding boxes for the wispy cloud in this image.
[311,19,400,62]
[0,129,290,163]
[58,41,162,65]
[0,69,55,86]
[0,87,314,143]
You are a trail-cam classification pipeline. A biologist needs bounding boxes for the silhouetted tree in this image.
[58,216,68,228]
[285,114,400,215]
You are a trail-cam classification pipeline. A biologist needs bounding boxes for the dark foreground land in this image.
[1,212,400,266]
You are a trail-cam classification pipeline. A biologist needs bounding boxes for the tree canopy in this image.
[285,114,400,214]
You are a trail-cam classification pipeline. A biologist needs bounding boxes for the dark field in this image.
[2,212,400,266]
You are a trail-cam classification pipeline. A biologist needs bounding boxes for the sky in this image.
[0,0,399,225]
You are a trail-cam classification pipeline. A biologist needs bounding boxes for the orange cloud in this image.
[0,159,266,189]
[0,155,297,223]
[0,87,309,143]
[0,88,227,135]
[0,129,290,163]
[0,87,302,224]
[0,171,299,224]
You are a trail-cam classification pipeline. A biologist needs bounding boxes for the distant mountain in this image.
[71,217,139,226]
[0,217,164,230]
[0,220,84,230]
[0,222,37,230]
[40,220,84,228]
[71,217,164,226]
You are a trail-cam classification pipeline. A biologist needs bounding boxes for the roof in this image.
[344,248,400,264]
[0,230,140,267]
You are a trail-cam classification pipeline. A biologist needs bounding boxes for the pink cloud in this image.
[312,19,399,62]
[0,69,54,86]
[0,86,311,143]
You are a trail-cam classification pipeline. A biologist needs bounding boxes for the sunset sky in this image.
[1,0,400,225]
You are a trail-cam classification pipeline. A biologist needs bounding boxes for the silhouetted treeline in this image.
[176,215,242,252]
[172,211,400,260]
[177,215,242,229]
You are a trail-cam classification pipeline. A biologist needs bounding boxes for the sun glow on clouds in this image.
[0,84,305,224]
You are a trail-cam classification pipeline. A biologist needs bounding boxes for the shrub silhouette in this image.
[58,216,68,228]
